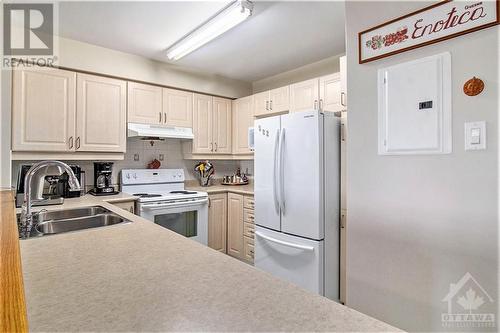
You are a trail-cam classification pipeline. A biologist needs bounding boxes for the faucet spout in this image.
[19,160,81,238]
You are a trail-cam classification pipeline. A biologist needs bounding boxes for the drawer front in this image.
[244,196,254,210]
[244,236,254,263]
[244,222,255,238]
[244,208,255,224]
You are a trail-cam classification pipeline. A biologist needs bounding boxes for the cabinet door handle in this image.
[75,137,81,150]
[270,100,273,110]
[319,99,323,111]
[210,143,213,152]
[159,112,162,123]
[341,92,346,106]
[208,198,211,208]
[164,112,167,124]
[129,206,134,213]
[215,142,218,152]
[265,101,269,111]
[314,100,318,110]
[68,136,74,149]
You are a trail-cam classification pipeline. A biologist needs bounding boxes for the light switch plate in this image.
[465,121,486,151]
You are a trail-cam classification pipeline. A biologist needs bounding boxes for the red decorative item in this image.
[463,77,484,96]
[147,159,161,169]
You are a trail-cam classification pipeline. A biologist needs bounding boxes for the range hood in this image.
[127,123,194,140]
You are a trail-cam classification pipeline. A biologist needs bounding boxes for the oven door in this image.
[139,198,208,245]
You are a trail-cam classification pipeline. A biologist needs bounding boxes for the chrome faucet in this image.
[19,161,80,238]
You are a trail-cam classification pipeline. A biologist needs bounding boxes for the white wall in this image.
[57,37,252,98]
[252,54,343,93]
[345,2,498,332]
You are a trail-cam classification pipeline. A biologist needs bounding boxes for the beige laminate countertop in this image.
[186,180,254,196]
[19,195,400,332]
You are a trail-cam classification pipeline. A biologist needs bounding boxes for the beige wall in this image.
[345,1,498,332]
[0,4,12,189]
[57,37,252,98]
[252,54,343,93]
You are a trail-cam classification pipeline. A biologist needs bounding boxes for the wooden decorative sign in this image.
[359,0,500,64]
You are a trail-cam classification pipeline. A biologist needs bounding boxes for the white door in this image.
[289,78,319,113]
[319,73,343,112]
[163,88,193,128]
[212,97,232,154]
[76,74,127,152]
[12,68,76,152]
[280,110,324,240]
[192,94,213,154]
[269,86,289,113]
[127,82,162,125]
[254,115,281,232]
[255,226,324,295]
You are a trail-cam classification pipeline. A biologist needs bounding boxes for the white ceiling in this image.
[59,1,345,82]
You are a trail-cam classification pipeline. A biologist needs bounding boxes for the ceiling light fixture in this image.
[166,0,253,61]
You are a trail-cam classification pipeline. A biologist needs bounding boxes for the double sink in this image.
[18,206,131,238]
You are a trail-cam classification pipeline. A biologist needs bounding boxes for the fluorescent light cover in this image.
[166,1,253,61]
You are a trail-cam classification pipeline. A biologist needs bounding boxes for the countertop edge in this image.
[0,190,28,332]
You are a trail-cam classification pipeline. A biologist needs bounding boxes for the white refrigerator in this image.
[254,109,340,301]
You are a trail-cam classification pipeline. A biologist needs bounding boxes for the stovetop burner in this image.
[133,193,163,198]
[170,190,197,195]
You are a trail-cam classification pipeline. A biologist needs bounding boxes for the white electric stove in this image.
[121,169,208,245]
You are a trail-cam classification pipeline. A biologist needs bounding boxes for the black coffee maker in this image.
[89,162,118,196]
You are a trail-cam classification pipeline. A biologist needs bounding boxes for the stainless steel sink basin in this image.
[18,206,131,238]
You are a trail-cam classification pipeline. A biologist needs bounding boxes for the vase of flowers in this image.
[194,160,214,187]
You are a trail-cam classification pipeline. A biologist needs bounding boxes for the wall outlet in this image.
[159,154,164,161]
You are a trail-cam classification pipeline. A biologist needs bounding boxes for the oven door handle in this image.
[140,198,208,211]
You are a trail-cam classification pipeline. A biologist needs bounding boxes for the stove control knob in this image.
[133,173,137,179]
[126,173,130,179]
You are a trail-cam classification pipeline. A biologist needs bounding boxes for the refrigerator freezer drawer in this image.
[254,226,324,295]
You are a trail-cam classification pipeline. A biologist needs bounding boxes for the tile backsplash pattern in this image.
[11,138,254,190]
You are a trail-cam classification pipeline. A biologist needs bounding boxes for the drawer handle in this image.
[249,250,254,254]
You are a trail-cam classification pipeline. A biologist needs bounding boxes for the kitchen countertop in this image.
[19,195,400,332]
[186,179,254,196]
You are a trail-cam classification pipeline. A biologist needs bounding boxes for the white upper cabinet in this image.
[127,82,162,125]
[319,73,342,112]
[163,88,193,128]
[76,74,127,152]
[12,68,76,152]
[269,86,290,113]
[253,91,270,117]
[212,97,232,154]
[289,78,320,113]
[192,93,213,154]
[232,95,254,154]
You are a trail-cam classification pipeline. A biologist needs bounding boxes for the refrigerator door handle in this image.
[279,128,286,214]
[273,128,280,214]
[255,231,315,251]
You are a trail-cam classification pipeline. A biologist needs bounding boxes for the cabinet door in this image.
[319,73,342,112]
[212,97,232,154]
[253,91,270,117]
[208,193,227,253]
[127,82,162,125]
[192,94,213,154]
[12,68,76,152]
[227,192,244,259]
[340,56,347,108]
[76,74,127,152]
[269,86,289,113]
[163,88,193,128]
[289,78,319,113]
[232,95,254,154]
